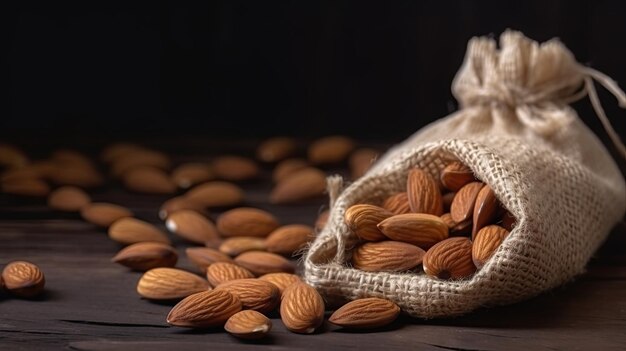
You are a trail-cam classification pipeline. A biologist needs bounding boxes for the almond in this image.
[382,192,411,215]
[122,166,176,194]
[440,161,475,191]
[472,225,509,269]
[280,282,325,334]
[440,213,472,236]
[349,148,379,179]
[1,261,45,298]
[206,262,255,286]
[315,209,330,231]
[500,211,516,231]
[111,149,171,177]
[1,178,50,197]
[212,155,259,181]
[47,186,91,211]
[258,272,302,296]
[406,168,443,215]
[257,137,297,163]
[137,267,210,300]
[377,213,449,249]
[167,289,242,328]
[217,207,280,237]
[265,224,313,255]
[215,278,280,314]
[234,251,295,276]
[344,204,393,241]
[165,210,220,244]
[269,167,326,204]
[472,185,500,237]
[352,241,425,272]
[308,135,355,165]
[159,196,208,220]
[1,166,43,182]
[101,143,145,164]
[80,202,133,228]
[423,237,476,279]
[225,310,272,339]
[112,242,178,271]
[109,217,171,245]
[272,158,310,183]
[46,163,104,188]
[450,181,484,223]
[0,144,29,169]
[171,163,215,189]
[219,237,267,257]
[186,247,233,272]
[328,297,400,329]
[184,181,244,208]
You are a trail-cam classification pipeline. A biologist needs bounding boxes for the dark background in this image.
[1,1,625,150]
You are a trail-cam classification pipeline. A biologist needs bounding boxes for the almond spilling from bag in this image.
[215,278,280,314]
[472,225,509,269]
[186,247,233,272]
[167,289,242,328]
[80,202,133,228]
[159,196,208,220]
[184,181,244,208]
[112,242,178,271]
[423,237,476,279]
[1,261,45,298]
[352,241,425,272]
[1,178,51,197]
[382,192,411,215]
[165,210,220,244]
[219,237,267,257]
[257,137,297,163]
[349,148,379,180]
[258,272,302,296]
[234,251,295,276]
[440,161,475,191]
[212,155,259,182]
[137,267,210,300]
[272,158,310,183]
[171,163,215,189]
[206,262,255,287]
[225,310,272,339]
[329,297,400,329]
[345,204,393,241]
[270,167,326,204]
[47,186,91,212]
[265,224,313,255]
[377,213,449,249]
[122,166,176,194]
[450,181,484,223]
[407,168,443,215]
[216,207,280,238]
[280,282,325,334]
[109,217,171,245]
[308,135,355,165]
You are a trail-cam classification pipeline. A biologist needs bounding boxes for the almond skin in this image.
[225,310,272,339]
[215,278,280,314]
[257,137,297,163]
[450,181,484,223]
[329,297,400,329]
[344,204,393,241]
[377,213,449,249]
[217,207,280,238]
[184,181,244,208]
[269,167,327,204]
[1,261,45,298]
[352,241,425,272]
[186,247,233,272]
[122,166,176,194]
[472,185,500,237]
[80,202,133,228]
[234,251,296,276]
[308,135,355,165]
[472,225,509,269]
[272,158,310,183]
[440,161,475,191]
[265,224,313,255]
[219,237,267,257]
[212,155,259,182]
[159,196,208,220]
[423,237,476,280]
[406,168,443,215]
[165,210,220,244]
[281,282,325,334]
[206,262,255,287]
[112,242,178,271]
[382,192,411,215]
[47,186,91,211]
[137,267,210,300]
[167,289,242,328]
[109,217,171,245]
[171,163,215,189]
[1,178,50,197]
[349,148,379,180]
[258,273,302,296]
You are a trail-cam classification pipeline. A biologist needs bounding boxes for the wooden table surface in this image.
[1,138,625,351]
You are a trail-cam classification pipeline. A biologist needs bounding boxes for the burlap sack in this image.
[304,30,626,318]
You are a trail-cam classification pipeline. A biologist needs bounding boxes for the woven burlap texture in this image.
[304,30,626,318]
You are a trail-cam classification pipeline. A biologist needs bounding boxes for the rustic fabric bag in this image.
[304,30,626,318]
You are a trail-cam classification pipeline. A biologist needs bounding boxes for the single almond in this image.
[423,237,476,280]
[269,167,326,204]
[185,181,244,208]
[217,207,280,238]
[1,261,45,298]
[257,137,297,163]
[166,210,220,244]
[171,163,215,189]
[111,149,171,177]
[450,181,484,223]
[382,192,411,215]
[234,251,295,276]
[315,209,330,231]
[472,225,509,269]
[349,148,379,179]
[212,155,259,182]
[80,202,133,228]
[206,262,255,287]
[500,211,516,232]
[345,204,393,241]
[351,241,425,272]
[159,196,208,220]
[47,186,91,211]
[265,224,313,255]
[167,289,242,328]
[280,282,325,334]
[122,166,176,194]
[272,158,310,183]
[215,278,280,314]
[377,213,449,249]
[137,267,210,300]
[1,178,50,197]
[406,168,443,215]
[219,237,267,257]
[46,163,104,188]
[440,213,472,236]
[186,247,233,272]
[112,242,178,271]
[328,297,400,329]
[472,185,500,237]
[225,310,272,339]
[258,272,302,296]
[0,144,29,169]
[440,161,475,191]
[109,217,171,245]
[308,135,355,165]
